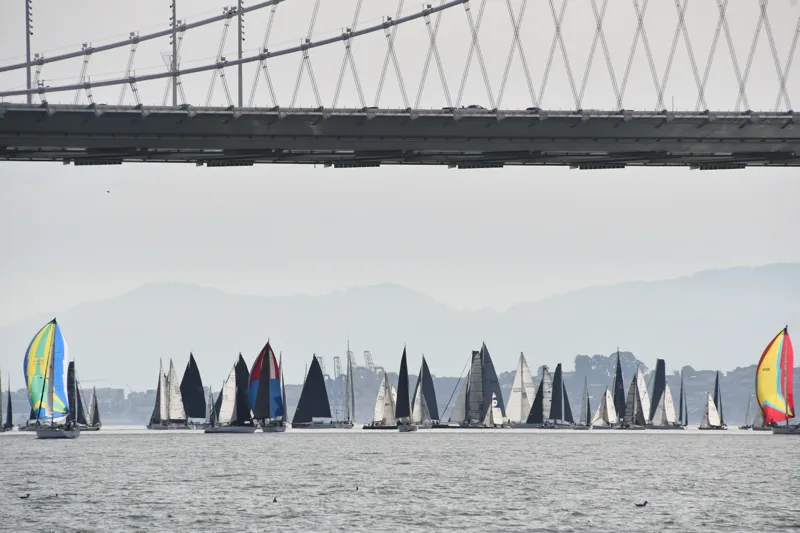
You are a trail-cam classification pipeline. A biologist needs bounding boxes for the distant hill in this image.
[0,263,797,394]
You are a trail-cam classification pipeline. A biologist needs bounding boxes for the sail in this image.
[624,374,645,426]
[756,327,794,425]
[525,366,552,424]
[385,382,398,425]
[344,346,355,422]
[217,365,238,424]
[180,353,206,419]
[90,387,101,427]
[233,354,252,425]
[66,362,88,425]
[280,354,287,421]
[507,353,535,423]
[591,387,616,426]
[395,348,411,421]
[753,409,765,428]
[653,391,666,425]
[483,392,503,426]
[678,371,686,425]
[635,366,651,425]
[712,371,725,426]
[663,384,677,424]
[550,364,565,422]
[448,372,469,424]
[149,361,164,425]
[252,343,283,420]
[578,378,589,425]
[23,319,70,421]
[415,357,439,421]
[167,359,186,422]
[562,383,574,424]
[411,379,424,423]
[612,351,626,422]
[4,387,12,430]
[206,390,216,425]
[467,350,483,422]
[649,359,666,423]
[480,344,506,422]
[372,373,387,423]
[293,355,332,424]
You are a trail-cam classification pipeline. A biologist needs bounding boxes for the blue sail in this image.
[23,319,70,421]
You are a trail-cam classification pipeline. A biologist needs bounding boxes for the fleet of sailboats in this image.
[205,354,256,433]
[447,343,508,428]
[411,356,442,428]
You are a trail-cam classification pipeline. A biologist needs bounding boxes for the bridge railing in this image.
[0,0,798,112]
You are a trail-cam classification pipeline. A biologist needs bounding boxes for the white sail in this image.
[158,361,169,422]
[604,387,617,425]
[579,378,589,425]
[449,373,469,424]
[753,409,764,428]
[706,393,721,426]
[217,365,238,424]
[384,382,397,425]
[507,353,535,423]
[166,359,186,421]
[482,392,503,427]
[372,373,388,423]
[635,366,651,424]
[541,366,553,421]
[663,384,677,424]
[411,379,424,424]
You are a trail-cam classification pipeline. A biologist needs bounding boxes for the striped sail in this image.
[23,319,70,421]
[756,327,794,424]
[249,342,284,419]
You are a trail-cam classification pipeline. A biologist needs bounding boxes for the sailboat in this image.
[1,374,12,432]
[364,371,398,429]
[67,361,92,431]
[341,344,356,428]
[589,387,617,429]
[24,319,80,439]
[147,359,190,429]
[447,343,507,428]
[411,356,442,428]
[395,348,417,432]
[573,377,592,430]
[516,365,553,428]
[756,327,798,435]
[649,359,683,430]
[250,342,286,433]
[677,369,689,428]
[699,371,727,430]
[205,354,256,433]
[506,353,536,425]
[87,387,102,430]
[547,363,574,428]
[620,366,649,430]
[293,354,345,428]
[611,349,627,425]
[180,353,206,428]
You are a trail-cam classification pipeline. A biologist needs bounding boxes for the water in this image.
[1,428,798,532]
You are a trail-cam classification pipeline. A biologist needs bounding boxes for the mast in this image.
[280,352,286,422]
[344,341,352,423]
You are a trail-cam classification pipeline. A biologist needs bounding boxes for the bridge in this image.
[0,0,798,168]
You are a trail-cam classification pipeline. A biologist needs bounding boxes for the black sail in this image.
[713,371,724,425]
[480,343,506,419]
[28,407,35,422]
[526,380,545,424]
[550,363,564,421]
[4,389,12,430]
[563,383,574,424]
[649,359,666,423]
[293,355,332,424]
[252,343,273,421]
[212,389,222,425]
[66,362,88,424]
[420,357,440,421]
[233,354,252,425]
[395,348,411,420]
[613,352,626,422]
[180,353,206,419]
[76,381,88,425]
[150,376,163,425]
[91,388,101,427]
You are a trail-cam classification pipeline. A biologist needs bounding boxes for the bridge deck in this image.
[0,104,797,168]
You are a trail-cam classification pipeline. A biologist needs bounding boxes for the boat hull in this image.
[362,424,398,430]
[146,423,194,430]
[36,428,80,439]
[292,421,354,429]
[649,425,686,430]
[261,424,287,433]
[616,425,647,430]
[698,426,728,430]
[79,425,101,432]
[398,424,418,432]
[753,426,773,432]
[204,425,257,434]
[772,425,800,435]
[571,425,591,430]
[589,425,615,430]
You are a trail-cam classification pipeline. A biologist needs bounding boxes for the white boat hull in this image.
[398,424,418,432]
[36,428,80,439]
[204,425,257,434]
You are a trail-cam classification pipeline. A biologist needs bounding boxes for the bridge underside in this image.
[0,104,798,168]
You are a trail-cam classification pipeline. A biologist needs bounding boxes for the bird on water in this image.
[19,494,30,500]
[635,501,648,508]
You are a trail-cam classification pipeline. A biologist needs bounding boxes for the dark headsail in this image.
[252,344,273,421]
[411,356,440,421]
[90,387,101,427]
[293,355,332,424]
[526,379,545,424]
[649,359,666,422]
[713,371,724,425]
[233,354,252,425]
[66,362,88,425]
[612,350,626,422]
[4,386,12,430]
[395,348,411,420]
[550,363,565,422]
[562,382,574,424]
[480,343,506,418]
[150,373,163,425]
[180,353,206,419]
[212,389,222,426]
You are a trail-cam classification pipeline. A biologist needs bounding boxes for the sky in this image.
[1,0,800,327]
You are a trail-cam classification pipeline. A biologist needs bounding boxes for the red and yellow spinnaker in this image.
[756,327,794,425]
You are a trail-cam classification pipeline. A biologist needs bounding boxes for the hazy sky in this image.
[1,0,800,327]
